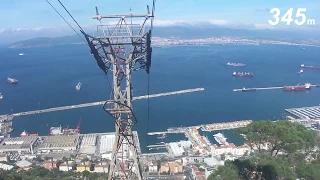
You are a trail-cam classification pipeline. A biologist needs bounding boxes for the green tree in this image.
[62,156,70,171]
[82,170,90,177]
[295,161,320,179]
[236,120,317,158]
[220,154,226,161]
[210,120,319,180]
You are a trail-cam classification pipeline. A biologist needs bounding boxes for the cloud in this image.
[254,8,271,12]
[152,19,229,26]
[32,27,44,31]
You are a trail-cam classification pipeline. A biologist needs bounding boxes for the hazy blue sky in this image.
[0,0,319,29]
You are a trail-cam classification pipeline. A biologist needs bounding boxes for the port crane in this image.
[80,1,156,179]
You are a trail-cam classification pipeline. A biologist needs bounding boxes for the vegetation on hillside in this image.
[208,120,320,180]
[0,167,108,180]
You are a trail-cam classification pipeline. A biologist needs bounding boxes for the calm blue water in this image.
[0,44,320,152]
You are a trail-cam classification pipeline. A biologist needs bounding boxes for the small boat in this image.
[0,93,3,100]
[297,69,303,75]
[19,53,24,56]
[227,62,246,67]
[232,71,254,77]
[7,77,18,84]
[76,82,81,91]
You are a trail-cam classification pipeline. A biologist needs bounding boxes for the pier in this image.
[201,120,252,132]
[286,106,320,120]
[148,120,253,135]
[233,84,318,92]
[1,88,204,117]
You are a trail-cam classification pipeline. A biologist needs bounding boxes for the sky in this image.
[0,0,319,30]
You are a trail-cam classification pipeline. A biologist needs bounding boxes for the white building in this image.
[168,141,192,157]
[0,163,14,170]
[148,162,158,173]
[59,163,72,171]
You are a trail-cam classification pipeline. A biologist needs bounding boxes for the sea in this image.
[0,44,320,153]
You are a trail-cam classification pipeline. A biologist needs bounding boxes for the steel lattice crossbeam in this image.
[81,5,154,180]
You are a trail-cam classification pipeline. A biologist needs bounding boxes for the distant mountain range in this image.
[7,25,320,48]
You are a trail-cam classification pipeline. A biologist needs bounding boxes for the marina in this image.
[0,88,204,117]
[285,106,320,120]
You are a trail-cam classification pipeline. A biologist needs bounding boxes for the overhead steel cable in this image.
[57,0,84,32]
[44,0,88,45]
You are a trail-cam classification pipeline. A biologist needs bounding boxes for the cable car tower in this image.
[81,1,155,180]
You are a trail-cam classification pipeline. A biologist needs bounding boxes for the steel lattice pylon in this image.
[81,4,154,180]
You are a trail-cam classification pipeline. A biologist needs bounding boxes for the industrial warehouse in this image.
[0,132,141,161]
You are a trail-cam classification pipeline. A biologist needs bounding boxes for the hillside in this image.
[8,25,320,48]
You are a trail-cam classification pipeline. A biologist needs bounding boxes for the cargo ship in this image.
[297,69,303,75]
[7,77,18,84]
[227,62,245,67]
[20,130,38,137]
[76,82,81,91]
[300,64,320,69]
[0,93,3,100]
[49,118,81,136]
[242,87,256,92]
[232,72,254,77]
[283,83,311,91]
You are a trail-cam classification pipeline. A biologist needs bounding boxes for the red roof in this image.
[196,171,205,176]
[212,144,219,149]
[220,145,230,149]
[229,143,237,148]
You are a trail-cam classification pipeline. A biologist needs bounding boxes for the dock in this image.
[233,86,283,92]
[233,84,318,92]
[2,88,204,117]
[286,106,320,120]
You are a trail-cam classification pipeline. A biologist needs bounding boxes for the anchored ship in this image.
[7,77,18,84]
[76,82,81,90]
[20,130,38,137]
[242,87,256,92]
[232,71,254,77]
[301,64,320,69]
[0,93,3,100]
[283,83,311,91]
[297,69,304,75]
[227,62,246,67]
